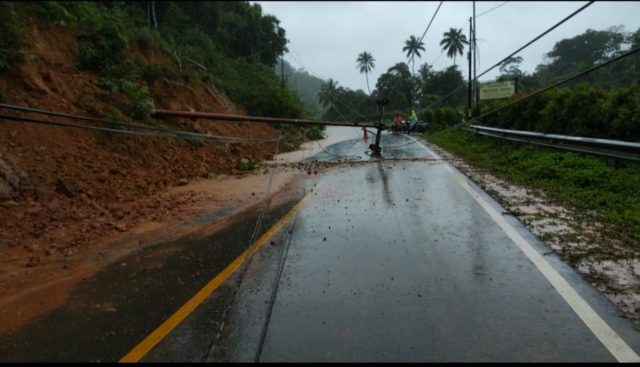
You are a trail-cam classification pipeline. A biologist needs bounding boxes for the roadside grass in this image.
[425,128,640,251]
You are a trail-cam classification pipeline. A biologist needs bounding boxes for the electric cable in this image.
[384,1,444,101]
[202,129,284,362]
[0,104,282,143]
[422,1,595,110]
[467,44,640,124]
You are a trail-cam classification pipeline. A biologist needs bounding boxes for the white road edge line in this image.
[426,146,640,362]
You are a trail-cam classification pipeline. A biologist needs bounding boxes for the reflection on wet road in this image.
[10,131,639,362]
[200,132,640,362]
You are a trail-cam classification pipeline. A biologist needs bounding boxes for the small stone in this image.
[177,178,189,186]
[25,256,40,267]
[55,178,75,198]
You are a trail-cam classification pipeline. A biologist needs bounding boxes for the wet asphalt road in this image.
[3,131,640,362]
[202,132,640,362]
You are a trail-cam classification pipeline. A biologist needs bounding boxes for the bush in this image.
[135,27,166,53]
[477,83,640,141]
[118,80,154,120]
[420,106,462,132]
[77,22,128,72]
[237,160,259,171]
[142,63,176,84]
[0,2,24,72]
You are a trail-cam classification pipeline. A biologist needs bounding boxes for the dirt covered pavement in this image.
[0,160,336,337]
[0,17,320,337]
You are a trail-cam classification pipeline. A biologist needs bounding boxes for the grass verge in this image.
[425,127,640,251]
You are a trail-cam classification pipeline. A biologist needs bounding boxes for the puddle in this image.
[270,126,364,164]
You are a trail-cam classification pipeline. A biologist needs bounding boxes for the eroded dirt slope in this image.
[0,17,295,323]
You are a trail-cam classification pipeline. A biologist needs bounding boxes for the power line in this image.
[0,113,281,144]
[423,0,595,110]
[0,103,179,134]
[477,1,509,18]
[468,44,640,123]
[418,1,444,45]
[0,103,278,143]
[386,1,444,101]
[475,1,594,81]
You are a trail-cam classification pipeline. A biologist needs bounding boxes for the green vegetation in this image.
[356,51,375,95]
[478,83,640,141]
[0,2,24,72]
[440,28,469,68]
[316,24,640,134]
[420,106,463,131]
[3,1,315,131]
[236,160,259,171]
[426,128,640,250]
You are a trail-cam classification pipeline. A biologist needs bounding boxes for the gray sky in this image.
[256,1,640,92]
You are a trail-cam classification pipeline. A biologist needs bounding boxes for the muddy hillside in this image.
[0,16,303,271]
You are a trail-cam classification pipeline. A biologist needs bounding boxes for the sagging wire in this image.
[203,128,285,362]
[0,103,282,144]
[423,1,595,111]
[467,44,640,125]
[384,1,444,101]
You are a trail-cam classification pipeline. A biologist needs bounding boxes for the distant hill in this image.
[275,59,327,119]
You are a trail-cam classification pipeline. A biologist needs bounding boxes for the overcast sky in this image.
[256,1,640,92]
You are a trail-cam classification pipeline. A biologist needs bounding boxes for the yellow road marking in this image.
[119,184,319,362]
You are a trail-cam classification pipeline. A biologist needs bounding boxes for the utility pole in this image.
[280,56,285,86]
[370,98,388,157]
[467,17,473,119]
[473,1,479,117]
[147,1,157,29]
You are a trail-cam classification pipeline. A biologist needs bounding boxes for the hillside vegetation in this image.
[0,1,324,271]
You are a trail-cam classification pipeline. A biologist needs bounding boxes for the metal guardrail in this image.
[466,124,640,162]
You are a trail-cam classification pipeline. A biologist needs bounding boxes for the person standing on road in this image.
[393,113,403,134]
[408,109,418,134]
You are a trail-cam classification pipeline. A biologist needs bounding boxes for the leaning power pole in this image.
[473,1,479,117]
[467,17,473,119]
[280,56,285,86]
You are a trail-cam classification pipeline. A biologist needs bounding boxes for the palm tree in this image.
[356,51,375,95]
[418,63,433,83]
[402,35,425,76]
[317,78,340,109]
[440,28,469,67]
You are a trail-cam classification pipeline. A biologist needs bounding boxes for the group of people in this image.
[391,109,421,134]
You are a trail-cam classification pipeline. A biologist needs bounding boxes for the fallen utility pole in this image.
[153,110,378,128]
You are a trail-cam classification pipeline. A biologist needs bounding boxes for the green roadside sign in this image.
[479,80,515,100]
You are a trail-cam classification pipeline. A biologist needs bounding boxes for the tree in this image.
[418,63,433,83]
[402,35,425,76]
[356,51,375,95]
[421,65,465,107]
[499,56,523,77]
[439,28,468,67]
[544,28,625,75]
[628,27,640,49]
[373,62,413,112]
[318,78,342,109]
